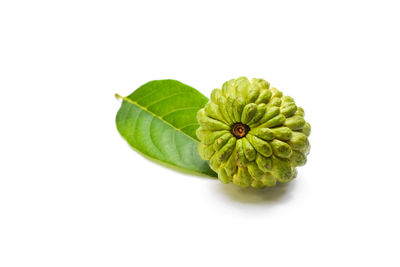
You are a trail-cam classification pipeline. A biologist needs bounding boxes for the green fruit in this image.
[197,77,311,188]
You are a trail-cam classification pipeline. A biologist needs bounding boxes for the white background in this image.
[1,0,399,266]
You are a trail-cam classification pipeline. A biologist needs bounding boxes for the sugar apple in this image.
[196,77,311,188]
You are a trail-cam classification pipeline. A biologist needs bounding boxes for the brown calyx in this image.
[231,123,250,139]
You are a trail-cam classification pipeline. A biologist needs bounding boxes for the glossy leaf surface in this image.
[116,80,217,177]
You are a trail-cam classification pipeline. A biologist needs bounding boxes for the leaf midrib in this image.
[115,94,200,143]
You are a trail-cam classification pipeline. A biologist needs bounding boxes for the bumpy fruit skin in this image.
[196,77,311,188]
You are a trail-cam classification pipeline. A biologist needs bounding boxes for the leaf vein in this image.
[173,129,181,163]
[179,123,200,130]
[145,92,191,109]
[148,116,165,158]
[119,95,199,143]
[161,107,199,118]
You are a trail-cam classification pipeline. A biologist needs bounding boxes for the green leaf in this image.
[116,79,217,178]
